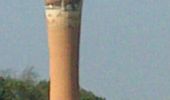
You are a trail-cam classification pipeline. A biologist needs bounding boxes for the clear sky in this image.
[1,0,170,100]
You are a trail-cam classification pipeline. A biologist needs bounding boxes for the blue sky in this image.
[1,0,170,100]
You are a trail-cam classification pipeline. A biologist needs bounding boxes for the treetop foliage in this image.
[0,67,105,100]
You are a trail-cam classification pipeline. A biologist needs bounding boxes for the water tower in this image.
[44,0,83,100]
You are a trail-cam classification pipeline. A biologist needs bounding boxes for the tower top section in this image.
[45,0,81,5]
[45,0,82,11]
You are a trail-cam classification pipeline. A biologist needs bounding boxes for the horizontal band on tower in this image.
[45,0,82,11]
[45,0,81,5]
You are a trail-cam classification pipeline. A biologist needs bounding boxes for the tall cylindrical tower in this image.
[44,0,83,100]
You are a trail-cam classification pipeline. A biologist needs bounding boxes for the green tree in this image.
[80,88,105,100]
[0,67,105,100]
